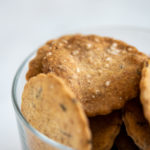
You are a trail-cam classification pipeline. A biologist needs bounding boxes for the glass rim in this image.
[11,50,73,150]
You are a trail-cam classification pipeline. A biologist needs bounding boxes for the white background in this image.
[0,0,150,149]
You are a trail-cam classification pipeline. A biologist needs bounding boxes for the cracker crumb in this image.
[122,50,126,54]
[111,43,118,48]
[94,38,99,42]
[96,47,100,50]
[105,81,111,86]
[72,50,79,55]
[73,75,78,79]
[51,41,56,45]
[87,79,91,83]
[95,89,100,94]
[49,85,54,89]
[86,43,92,49]
[128,47,133,51]
[67,45,72,48]
[58,65,64,69]
[88,57,93,64]
[106,57,111,61]
[107,48,120,55]
[92,95,95,98]
[59,43,63,47]
[62,39,68,44]
[87,74,91,78]
[105,64,110,68]
[76,68,80,73]
[98,69,102,74]
[43,56,46,60]
[48,66,53,71]
[47,52,52,56]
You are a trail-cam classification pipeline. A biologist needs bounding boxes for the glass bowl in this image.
[12,51,73,150]
[12,26,150,150]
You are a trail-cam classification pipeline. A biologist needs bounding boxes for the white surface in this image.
[0,0,150,149]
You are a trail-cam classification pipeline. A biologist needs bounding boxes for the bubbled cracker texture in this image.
[27,34,148,116]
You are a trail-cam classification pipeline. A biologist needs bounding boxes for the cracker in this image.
[123,98,150,150]
[89,111,122,150]
[115,125,139,150]
[21,73,92,150]
[140,60,150,123]
[41,34,147,116]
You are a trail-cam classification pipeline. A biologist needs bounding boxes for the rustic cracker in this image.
[89,111,122,150]
[42,34,147,116]
[21,73,92,150]
[123,98,150,150]
[115,125,139,150]
[140,60,150,123]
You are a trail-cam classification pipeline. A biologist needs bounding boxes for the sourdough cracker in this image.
[42,35,147,116]
[22,73,92,150]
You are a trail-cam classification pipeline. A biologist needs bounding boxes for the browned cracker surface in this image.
[140,60,150,123]
[27,34,147,116]
[21,73,92,150]
[115,125,139,150]
[89,111,122,150]
[123,98,150,150]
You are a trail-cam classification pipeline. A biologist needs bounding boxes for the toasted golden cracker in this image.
[140,60,150,123]
[123,98,150,150]
[89,111,122,150]
[115,125,139,150]
[21,73,92,150]
[41,34,147,116]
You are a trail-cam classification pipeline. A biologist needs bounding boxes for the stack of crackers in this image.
[21,34,150,150]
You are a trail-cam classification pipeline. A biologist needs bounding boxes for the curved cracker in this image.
[123,98,150,150]
[21,73,92,150]
[27,34,147,116]
[140,60,150,123]
[89,111,122,150]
